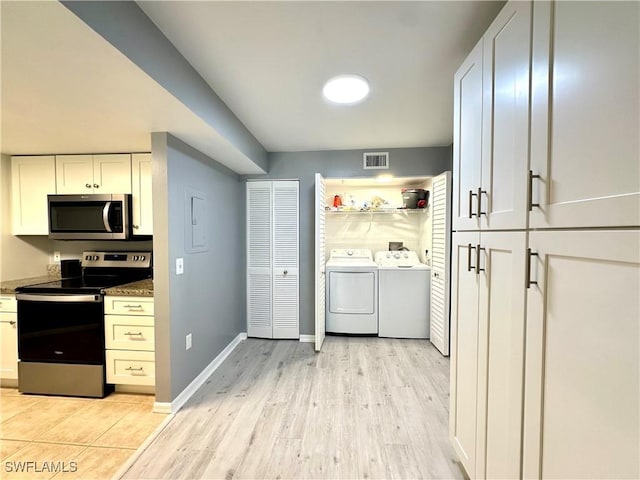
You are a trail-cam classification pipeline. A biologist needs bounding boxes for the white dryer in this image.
[375,250,431,338]
[325,249,378,334]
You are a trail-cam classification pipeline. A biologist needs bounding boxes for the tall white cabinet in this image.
[450,1,640,479]
[246,180,299,339]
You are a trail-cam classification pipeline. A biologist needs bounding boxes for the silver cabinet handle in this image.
[528,171,541,211]
[477,188,487,217]
[85,183,92,188]
[467,244,475,272]
[125,366,144,371]
[0,320,16,325]
[526,248,539,288]
[475,245,486,274]
[124,331,143,336]
[468,190,477,218]
[124,304,143,310]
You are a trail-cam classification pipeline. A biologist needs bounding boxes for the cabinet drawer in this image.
[104,296,154,316]
[105,315,154,351]
[0,296,17,313]
[106,350,155,386]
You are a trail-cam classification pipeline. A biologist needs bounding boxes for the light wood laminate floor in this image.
[123,337,465,479]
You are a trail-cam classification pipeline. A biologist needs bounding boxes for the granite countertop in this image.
[103,278,154,297]
[0,275,61,295]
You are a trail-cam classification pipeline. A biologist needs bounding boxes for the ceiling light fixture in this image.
[376,174,393,183]
[322,74,370,105]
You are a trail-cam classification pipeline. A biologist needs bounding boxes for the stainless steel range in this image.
[15,251,152,398]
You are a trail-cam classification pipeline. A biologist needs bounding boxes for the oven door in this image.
[48,194,130,240]
[16,293,105,364]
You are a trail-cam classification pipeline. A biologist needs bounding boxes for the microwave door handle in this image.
[103,202,113,233]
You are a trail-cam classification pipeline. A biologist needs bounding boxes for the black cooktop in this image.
[16,275,137,294]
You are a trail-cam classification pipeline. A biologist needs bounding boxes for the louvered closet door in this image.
[272,181,299,339]
[314,173,326,351]
[430,171,451,355]
[247,182,273,338]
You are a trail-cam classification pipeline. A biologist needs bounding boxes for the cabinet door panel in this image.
[55,155,93,194]
[11,156,56,234]
[450,231,481,477]
[524,230,640,479]
[453,41,483,231]
[132,153,153,235]
[481,2,531,230]
[93,154,131,193]
[0,312,18,380]
[530,2,640,228]
[476,231,526,479]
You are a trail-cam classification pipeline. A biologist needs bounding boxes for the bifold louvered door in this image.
[430,172,451,355]
[247,181,299,339]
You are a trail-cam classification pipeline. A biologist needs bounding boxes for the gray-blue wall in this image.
[245,146,452,335]
[152,133,245,403]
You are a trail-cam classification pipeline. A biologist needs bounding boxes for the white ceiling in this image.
[1,1,504,172]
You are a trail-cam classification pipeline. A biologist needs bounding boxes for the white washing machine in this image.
[375,250,431,338]
[325,249,378,334]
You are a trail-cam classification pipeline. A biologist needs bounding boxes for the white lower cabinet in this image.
[450,231,527,478]
[523,230,640,479]
[104,296,155,387]
[0,295,18,381]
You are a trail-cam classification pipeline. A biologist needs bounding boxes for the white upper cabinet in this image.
[453,0,532,232]
[11,156,57,235]
[480,1,531,231]
[523,230,640,479]
[453,40,483,231]
[131,153,153,235]
[56,154,131,194]
[529,1,640,228]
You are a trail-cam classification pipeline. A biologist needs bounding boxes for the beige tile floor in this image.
[0,388,167,479]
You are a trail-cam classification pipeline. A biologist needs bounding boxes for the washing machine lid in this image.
[326,248,376,267]
[375,250,430,269]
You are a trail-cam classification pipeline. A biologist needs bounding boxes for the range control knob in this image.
[404,252,409,258]
[140,256,146,261]
[133,255,139,261]
[347,250,353,256]
[393,253,400,259]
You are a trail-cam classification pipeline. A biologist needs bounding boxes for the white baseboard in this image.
[299,335,315,343]
[152,332,247,414]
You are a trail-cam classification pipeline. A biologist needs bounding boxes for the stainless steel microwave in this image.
[48,194,132,240]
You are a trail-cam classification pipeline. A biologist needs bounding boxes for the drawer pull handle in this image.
[86,183,92,188]
[125,366,144,371]
[0,320,16,325]
[124,331,143,336]
[124,304,143,310]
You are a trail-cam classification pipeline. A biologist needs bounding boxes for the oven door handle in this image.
[102,202,113,233]
[16,293,103,303]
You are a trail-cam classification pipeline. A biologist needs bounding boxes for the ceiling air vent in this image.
[363,152,389,170]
